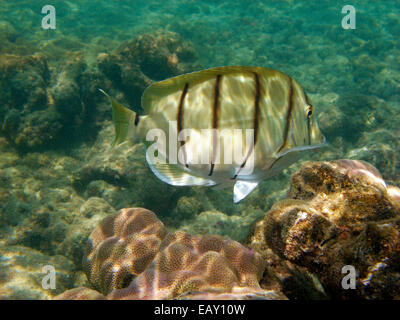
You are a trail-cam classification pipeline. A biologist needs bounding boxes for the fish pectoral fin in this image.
[233,181,259,203]
[146,153,216,187]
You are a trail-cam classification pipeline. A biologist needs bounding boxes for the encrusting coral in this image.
[254,159,400,299]
[56,207,282,300]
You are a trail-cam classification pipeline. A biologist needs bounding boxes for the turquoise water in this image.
[0,1,399,299]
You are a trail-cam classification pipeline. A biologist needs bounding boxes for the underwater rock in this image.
[180,208,265,243]
[0,22,18,50]
[97,30,199,108]
[0,244,76,299]
[248,218,328,300]
[319,93,392,145]
[173,196,205,222]
[12,193,115,267]
[0,53,54,150]
[0,148,116,268]
[56,197,116,266]
[347,127,400,185]
[56,207,283,300]
[0,52,103,151]
[0,138,128,298]
[258,159,400,299]
[97,52,151,111]
[128,30,198,81]
[47,52,107,145]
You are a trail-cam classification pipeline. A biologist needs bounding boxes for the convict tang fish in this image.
[100,66,326,203]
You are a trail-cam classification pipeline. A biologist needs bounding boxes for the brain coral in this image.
[256,160,400,299]
[83,208,168,295]
[53,287,106,300]
[67,207,274,300]
[108,231,266,300]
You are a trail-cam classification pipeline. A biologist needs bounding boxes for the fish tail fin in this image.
[99,89,137,146]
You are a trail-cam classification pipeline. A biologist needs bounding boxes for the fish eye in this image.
[306,105,313,118]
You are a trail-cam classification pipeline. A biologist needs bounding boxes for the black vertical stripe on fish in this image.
[303,89,313,146]
[134,113,140,126]
[232,72,261,179]
[208,75,222,176]
[277,77,294,153]
[252,72,261,147]
[307,117,311,145]
[177,83,189,168]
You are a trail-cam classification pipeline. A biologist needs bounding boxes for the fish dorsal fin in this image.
[141,66,282,114]
[233,181,259,203]
[145,152,216,187]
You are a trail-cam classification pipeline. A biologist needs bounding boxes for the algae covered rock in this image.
[347,126,400,185]
[97,29,199,108]
[180,208,265,243]
[0,148,115,268]
[248,218,328,300]
[0,52,103,151]
[0,244,77,300]
[257,159,400,299]
[0,53,53,150]
[129,30,198,81]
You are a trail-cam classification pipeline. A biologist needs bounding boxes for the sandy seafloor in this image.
[0,0,399,299]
